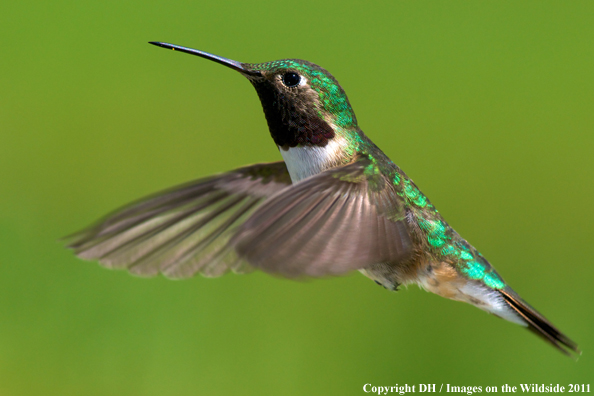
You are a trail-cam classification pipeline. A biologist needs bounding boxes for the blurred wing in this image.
[65,162,291,278]
[231,156,413,277]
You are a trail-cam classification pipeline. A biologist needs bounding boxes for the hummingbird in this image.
[66,41,579,357]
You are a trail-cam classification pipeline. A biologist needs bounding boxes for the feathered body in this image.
[66,42,579,357]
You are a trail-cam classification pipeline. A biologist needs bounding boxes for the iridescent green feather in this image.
[353,137,507,290]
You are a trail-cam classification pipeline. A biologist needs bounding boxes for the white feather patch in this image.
[279,136,348,182]
[458,283,527,326]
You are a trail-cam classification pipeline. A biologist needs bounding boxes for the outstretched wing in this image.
[65,162,292,278]
[231,156,413,277]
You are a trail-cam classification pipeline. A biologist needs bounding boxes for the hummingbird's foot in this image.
[374,280,398,291]
[360,265,401,292]
[373,278,400,291]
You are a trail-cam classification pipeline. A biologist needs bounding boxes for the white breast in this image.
[279,137,348,182]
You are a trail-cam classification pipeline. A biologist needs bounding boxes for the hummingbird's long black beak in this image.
[149,42,261,76]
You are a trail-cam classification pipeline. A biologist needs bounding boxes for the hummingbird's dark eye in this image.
[281,72,302,87]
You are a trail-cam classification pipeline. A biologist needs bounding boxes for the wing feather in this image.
[231,156,413,277]
[68,156,414,279]
[65,162,291,278]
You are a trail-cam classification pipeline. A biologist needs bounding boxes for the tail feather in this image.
[499,288,580,358]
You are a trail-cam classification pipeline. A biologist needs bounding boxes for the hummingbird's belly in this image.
[416,261,526,326]
[361,259,526,326]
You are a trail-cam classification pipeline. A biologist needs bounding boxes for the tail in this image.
[499,288,580,358]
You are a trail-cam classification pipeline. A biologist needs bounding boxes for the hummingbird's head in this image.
[240,59,358,149]
[149,42,359,150]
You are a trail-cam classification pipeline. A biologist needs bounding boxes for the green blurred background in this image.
[1,1,593,395]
